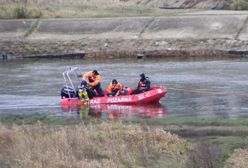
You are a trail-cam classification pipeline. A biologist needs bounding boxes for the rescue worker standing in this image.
[82,70,104,97]
[107,79,123,96]
[132,73,151,94]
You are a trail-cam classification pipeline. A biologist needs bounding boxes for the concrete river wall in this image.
[1,10,248,59]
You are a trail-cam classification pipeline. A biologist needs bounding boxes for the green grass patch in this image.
[0,114,80,126]
[135,118,248,127]
[233,0,248,10]
[235,16,248,39]
[24,19,40,37]
[0,1,197,19]
[208,136,248,167]
[139,17,155,37]
[0,5,43,19]
[3,115,248,128]
[209,136,248,149]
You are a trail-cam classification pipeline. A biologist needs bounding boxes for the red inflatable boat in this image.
[60,86,167,106]
[60,67,167,107]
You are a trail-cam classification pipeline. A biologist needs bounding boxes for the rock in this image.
[155,41,168,46]
[104,43,108,47]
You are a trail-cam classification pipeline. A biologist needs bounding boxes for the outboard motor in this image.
[60,86,77,98]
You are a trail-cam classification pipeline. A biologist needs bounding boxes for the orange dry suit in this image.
[82,71,104,97]
[82,71,101,87]
[108,82,123,96]
[108,82,123,93]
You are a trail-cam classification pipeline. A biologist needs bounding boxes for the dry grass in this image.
[233,0,248,10]
[0,122,189,168]
[186,141,223,168]
[0,0,169,19]
[224,148,248,168]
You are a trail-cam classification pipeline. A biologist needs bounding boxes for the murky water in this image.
[0,58,247,120]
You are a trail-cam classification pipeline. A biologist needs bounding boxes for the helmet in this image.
[81,80,87,88]
[112,79,118,84]
[140,73,146,81]
[92,70,99,75]
[140,73,145,78]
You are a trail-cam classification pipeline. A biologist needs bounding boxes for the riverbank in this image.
[1,117,248,167]
[1,11,248,60]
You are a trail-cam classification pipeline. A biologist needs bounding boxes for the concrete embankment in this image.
[1,10,248,60]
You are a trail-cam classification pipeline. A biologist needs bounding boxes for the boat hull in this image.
[60,86,167,106]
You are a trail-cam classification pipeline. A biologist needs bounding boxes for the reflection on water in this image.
[61,104,168,120]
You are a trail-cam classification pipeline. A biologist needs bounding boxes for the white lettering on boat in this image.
[138,92,151,100]
[107,97,132,103]
[157,89,162,93]
[89,98,100,104]
[144,92,151,97]
[137,94,145,100]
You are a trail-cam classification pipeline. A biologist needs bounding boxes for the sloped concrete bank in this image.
[1,12,248,60]
[1,38,247,60]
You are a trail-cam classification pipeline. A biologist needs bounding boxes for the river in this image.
[0,58,247,120]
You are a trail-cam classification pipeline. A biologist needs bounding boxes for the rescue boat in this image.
[60,86,167,106]
[60,67,167,106]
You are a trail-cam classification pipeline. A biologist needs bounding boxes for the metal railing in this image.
[62,67,81,98]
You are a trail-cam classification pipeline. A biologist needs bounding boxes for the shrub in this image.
[13,7,28,18]
[224,148,248,168]
[233,0,248,10]
[0,123,190,168]
[13,7,42,18]
[186,140,222,168]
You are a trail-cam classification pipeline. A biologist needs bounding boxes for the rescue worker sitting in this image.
[82,70,104,97]
[107,79,124,96]
[132,73,151,94]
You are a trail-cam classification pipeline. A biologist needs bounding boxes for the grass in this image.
[207,136,248,168]
[24,19,40,37]
[0,114,81,126]
[224,148,248,168]
[136,117,248,127]
[0,0,182,19]
[0,0,43,19]
[2,116,248,167]
[136,117,248,167]
[139,17,155,37]
[233,0,248,10]
[235,16,248,39]
[0,122,189,168]
[1,0,247,19]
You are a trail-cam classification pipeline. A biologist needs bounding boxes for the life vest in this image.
[108,82,123,92]
[82,71,101,87]
[78,88,89,102]
[139,81,147,90]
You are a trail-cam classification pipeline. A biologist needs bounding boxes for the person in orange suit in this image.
[82,70,104,97]
[107,79,123,96]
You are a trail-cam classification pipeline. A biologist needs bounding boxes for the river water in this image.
[0,58,247,120]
